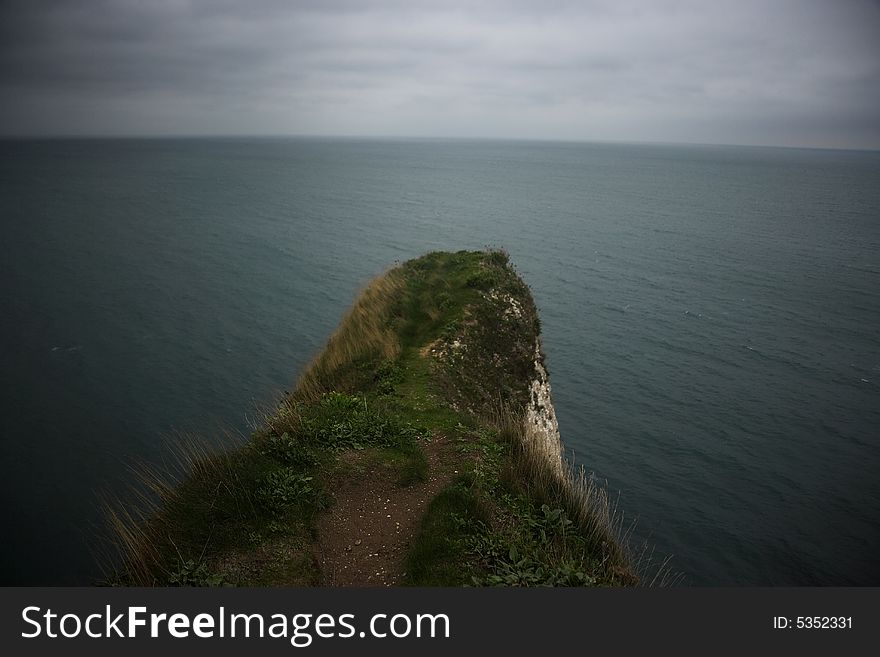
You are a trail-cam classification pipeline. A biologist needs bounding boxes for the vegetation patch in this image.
[404,474,491,586]
[405,418,637,586]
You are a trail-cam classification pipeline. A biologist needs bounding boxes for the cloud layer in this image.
[1,0,878,148]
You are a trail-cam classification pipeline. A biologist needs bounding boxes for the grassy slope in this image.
[106,250,637,586]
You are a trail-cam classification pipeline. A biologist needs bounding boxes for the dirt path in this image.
[314,434,459,586]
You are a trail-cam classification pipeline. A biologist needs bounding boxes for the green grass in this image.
[404,474,491,586]
[105,250,641,587]
[106,391,429,585]
[404,416,636,587]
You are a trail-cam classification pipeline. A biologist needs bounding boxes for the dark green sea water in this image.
[1,137,878,585]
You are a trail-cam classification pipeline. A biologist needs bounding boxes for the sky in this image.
[0,0,878,149]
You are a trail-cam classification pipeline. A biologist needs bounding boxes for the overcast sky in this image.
[1,0,878,148]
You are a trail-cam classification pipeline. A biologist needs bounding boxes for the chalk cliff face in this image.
[526,341,564,475]
[425,261,564,477]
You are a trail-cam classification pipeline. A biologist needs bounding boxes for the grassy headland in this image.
[106,250,639,586]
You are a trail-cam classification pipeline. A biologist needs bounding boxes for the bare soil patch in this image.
[314,434,459,586]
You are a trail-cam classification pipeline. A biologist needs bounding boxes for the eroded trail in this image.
[314,434,458,586]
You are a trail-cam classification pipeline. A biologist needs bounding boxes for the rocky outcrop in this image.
[526,341,563,475]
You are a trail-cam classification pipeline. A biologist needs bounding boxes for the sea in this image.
[1,137,878,585]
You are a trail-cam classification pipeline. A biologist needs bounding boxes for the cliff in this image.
[107,250,636,586]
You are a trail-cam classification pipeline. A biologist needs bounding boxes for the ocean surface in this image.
[1,137,878,585]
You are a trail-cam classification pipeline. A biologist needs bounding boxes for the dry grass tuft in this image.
[99,431,248,586]
[286,269,405,406]
[486,403,640,584]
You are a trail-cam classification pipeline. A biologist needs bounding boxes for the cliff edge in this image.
[107,250,636,586]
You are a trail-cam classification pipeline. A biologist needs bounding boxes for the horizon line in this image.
[0,132,877,153]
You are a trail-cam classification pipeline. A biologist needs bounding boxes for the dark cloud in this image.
[0,0,878,148]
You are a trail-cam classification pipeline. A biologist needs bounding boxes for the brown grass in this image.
[99,431,247,586]
[284,269,405,405]
[486,404,640,584]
